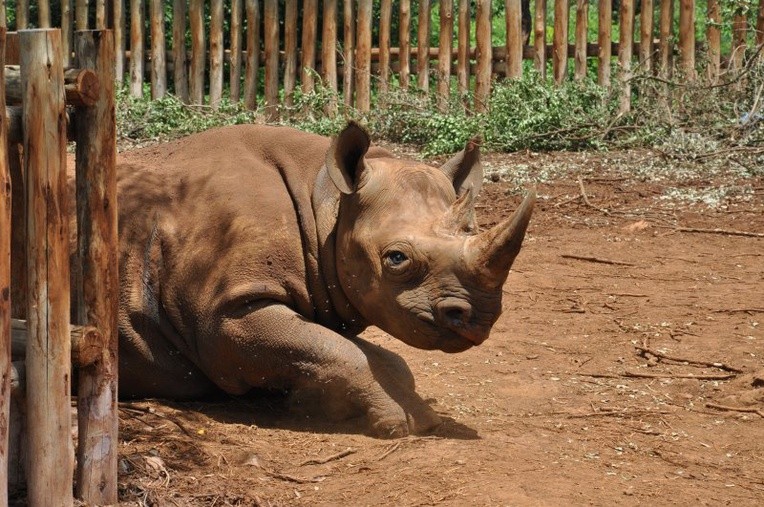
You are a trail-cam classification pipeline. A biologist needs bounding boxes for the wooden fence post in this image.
[658,0,673,76]
[597,0,611,86]
[758,0,764,47]
[457,0,470,95]
[210,0,224,109]
[20,28,73,507]
[416,0,431,92]
[189,0,205,104]
[114,0,126,83]
[506,0,523,80]
[39,0,51,28]
[553,0,569,84]
[130,0,144,97]
[301,0,318,96]
[16,0,27,29]
[283,0,297,107]
[356,0,372,112]
[707,0,720,81]
[618,0,634,113]
[150,0,167,99]
[321,0,337,115]
[342,0,354,107]
[264,0,279,120]
[639,0,654,71]
[574,0,588,80]
[437,0,454,110]
[230,0,243,102]
[73,30,118,505]
[379,0,392,94]
[76,0,87,30]
[0,25,10,507]
[173,0,189,102]
[678,0,695,77]
[475,0,492,112]
[534,0,546,78]
[61,0,73,67]
[244,0,260,110]
[399,0,411,90]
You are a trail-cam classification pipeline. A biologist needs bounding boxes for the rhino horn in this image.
[441,185,478,233]
[466,189,536,286]
[440,137,483,197]
[326,121,371,194]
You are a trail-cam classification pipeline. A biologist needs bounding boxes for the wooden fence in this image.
[0,28,119,506]
[2,1,764,117]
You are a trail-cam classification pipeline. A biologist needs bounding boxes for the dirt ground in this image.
[69,147,764,505]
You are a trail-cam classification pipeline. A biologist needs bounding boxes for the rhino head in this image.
[320,122,535,353]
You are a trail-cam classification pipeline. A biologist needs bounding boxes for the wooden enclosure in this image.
[2,1,764,115]
[0,28,119,506]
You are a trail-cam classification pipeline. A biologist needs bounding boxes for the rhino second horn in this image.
[466,189,536,286]
[441,186,478,233]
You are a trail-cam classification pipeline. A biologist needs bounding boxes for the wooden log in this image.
[399,0,411,89]
[553,0,569,84]
[475,0,492,112]
[437,0,454,110]
[17,0,28,29]
[5,31,17,64]
[0,1,5,27]
[457,0,470,95]
[658,0,673,76]
[639,0,654,71]
[73,30,119,504]
[62,0,74,67]
[76,0,87,30]
[230,0,243,102]
[355,0,372,112]
[618,0,634,113]
[731,11,747,72]
[130,0,144,97]
[6,106,80,145]
[506,0,523,80]
[5,66,100,107]
[301,0,318,96]
[20,28,73,507]
[150,0,167,99]
[342,0,354,107]
[283,0,297,107]
[38,0,51,27]
[574,0,588,80]
[417,0,431,91]
[534,0,546,77]
[321,0,337,115]
[706,0,720,81]
[0,26,9,507]
[678,0,695,77]
[244,0,259,110]
[264,0,279,120]
[209,0,224,109]
[12,319,105,368]
[114,0,126,82]
[379,0,392,93]
[96,0,106,29]
[172,0,189,102]
[189,0,205,104]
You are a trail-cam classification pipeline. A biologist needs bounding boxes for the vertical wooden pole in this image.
[21,28,73,507]
[173,0,189,102]
[534,0,546,77]
[506,0,523,79]
[76,0,88,30]
[457,0,470,96]
[114,0,126,83]
[0,26,9,507]
[379,0,392,94]
[189,0,205,104]
[706,0,720,81]
[639,0,654,71]
[731,11,747,72]
[757,0,764,47]
[437,0,454,110]
[658,0,673,76]
[73,29,118,506]
[264,0,279,120]
[342,0,354,107]
[283,0,297,108]
[96,0,107,28]
[230,0,243,102]
[130,0,144,97]
[150,0,167,99]
[38,0,51,27]
[399,0,411,90]
[301,0,318,95]
[417,0,431,92]
[209,0,224,109]
[552,0,569,84]
[244,0,259,110]
[574,0,588,80]
[17,0,28,29]
[618,0,634,113]
[598,0,611,86]
[356,0,372,112]
[321,0,337,115]
[62,0,74,68]
[0,1,5,27]
[475,0,492,112]
[678,0,695,77]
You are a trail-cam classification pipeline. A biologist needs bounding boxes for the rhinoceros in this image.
[116,122,534,437]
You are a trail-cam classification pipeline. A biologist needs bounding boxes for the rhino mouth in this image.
[414,312,484,353]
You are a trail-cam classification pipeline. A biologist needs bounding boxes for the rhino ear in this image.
[325,121,371,194]
[440,137,483,197]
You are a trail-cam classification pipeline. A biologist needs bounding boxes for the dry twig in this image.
[712,307,764,315]
[635,345,743,373]
[561,254,636,266]
[706,403,764,418]
[119,403,194,437]
[264,470,325,484]
[299,448,356,467]
[655,225,764,238]
[577,176,610,215]
[581,371,737,380]
[376,442,401,461]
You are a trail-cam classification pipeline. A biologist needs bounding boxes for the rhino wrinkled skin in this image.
[116,122,534,437]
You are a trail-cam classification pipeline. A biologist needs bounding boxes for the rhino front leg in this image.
[199,303,441,438]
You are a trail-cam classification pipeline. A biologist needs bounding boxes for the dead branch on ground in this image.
[635,346,743,373]
[654,225,764,238]
[561,254,636,266]
[299,448,357,467]
[706,403,764,418]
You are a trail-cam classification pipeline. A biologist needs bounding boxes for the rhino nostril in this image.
[436,299,473,328]
[446,308,468,324]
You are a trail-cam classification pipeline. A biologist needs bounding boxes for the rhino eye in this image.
[385,250,408,267]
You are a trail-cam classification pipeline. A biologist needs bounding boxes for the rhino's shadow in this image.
[158,392,480,440]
